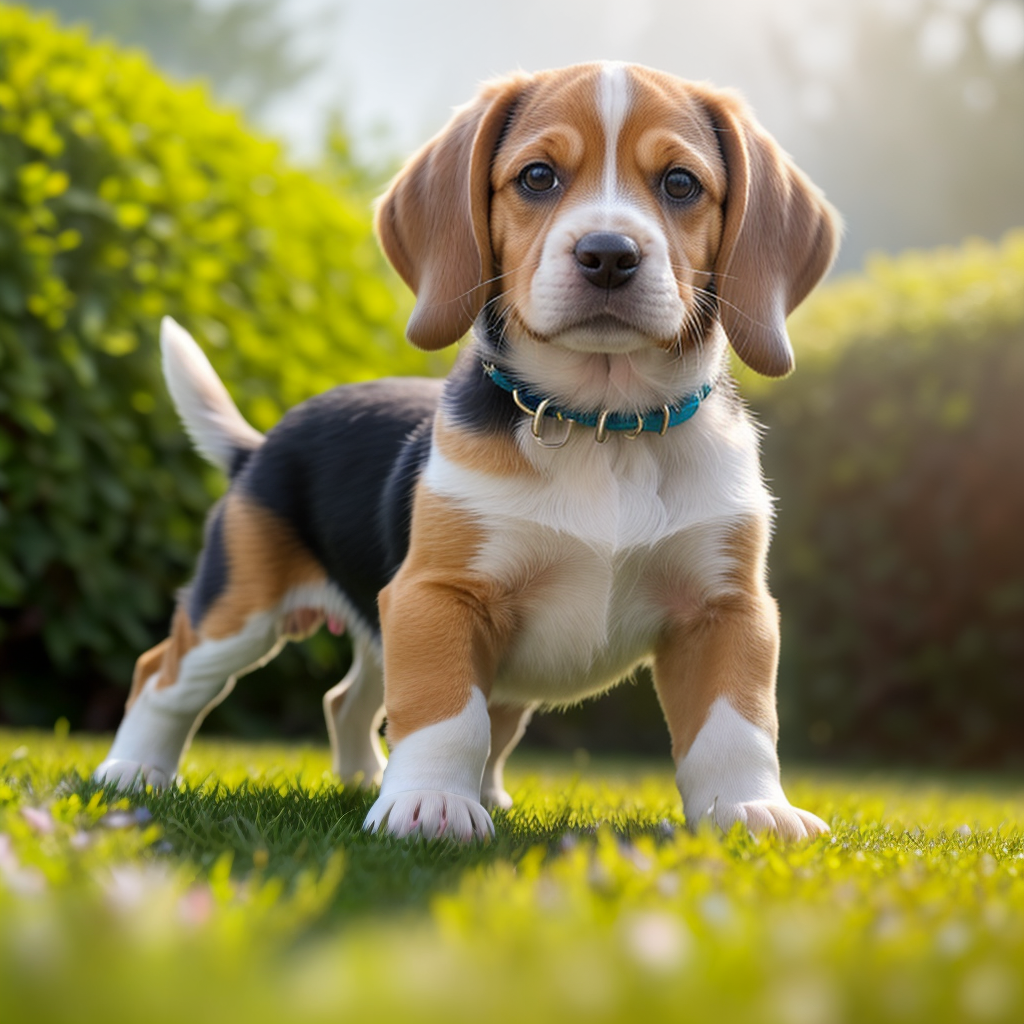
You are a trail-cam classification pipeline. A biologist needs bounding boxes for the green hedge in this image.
[0,6,436,729]
[758,231,1024,768]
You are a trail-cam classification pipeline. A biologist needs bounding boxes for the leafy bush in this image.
[0,5,436,729]
[756,231,1024,768]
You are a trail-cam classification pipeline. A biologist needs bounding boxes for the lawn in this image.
[1,727,1022,1024]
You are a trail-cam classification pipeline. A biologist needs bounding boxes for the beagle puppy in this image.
[95,62,841,843]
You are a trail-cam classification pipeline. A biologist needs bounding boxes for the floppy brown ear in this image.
[375,76,528,350]
[700,89,842,377]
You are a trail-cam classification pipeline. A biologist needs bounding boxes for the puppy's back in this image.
[235,377,442,629]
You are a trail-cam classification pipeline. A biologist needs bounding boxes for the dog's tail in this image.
[160,316,264,478]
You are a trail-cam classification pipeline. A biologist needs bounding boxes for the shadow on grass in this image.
[70,773,671,918]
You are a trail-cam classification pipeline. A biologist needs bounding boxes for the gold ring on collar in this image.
[530,397,573,448]
[511,388,534,416]
[624,412,644,440]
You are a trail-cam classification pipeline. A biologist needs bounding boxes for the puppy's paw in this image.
[708,800,829,840]
[481,785,514,811]
[363,790,494,842]
[93,759,172,791]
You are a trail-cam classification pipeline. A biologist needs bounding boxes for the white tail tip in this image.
[159,317,263,474]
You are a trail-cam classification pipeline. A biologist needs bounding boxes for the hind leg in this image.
[481,703,534,810]
[323,633,386,787]
[95,494,333,790]
[94,608,281,790]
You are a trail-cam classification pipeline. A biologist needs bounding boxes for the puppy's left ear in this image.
[700,88,842,377]
[375,75,528,350]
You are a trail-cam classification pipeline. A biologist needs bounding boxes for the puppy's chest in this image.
[483,523,686,704]
[426,412,768,549]
[424,423,771,703]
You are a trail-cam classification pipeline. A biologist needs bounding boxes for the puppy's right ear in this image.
[375,76,527,350]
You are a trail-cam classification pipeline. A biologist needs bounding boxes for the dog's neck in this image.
[475,314,728,416]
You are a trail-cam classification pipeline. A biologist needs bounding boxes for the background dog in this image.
[96,62,841,842]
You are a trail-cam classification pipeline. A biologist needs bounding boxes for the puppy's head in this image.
[376,63,841,377]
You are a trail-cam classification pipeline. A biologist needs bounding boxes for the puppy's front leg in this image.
[363,494,504,842]
[363,579,496,841]
[653,590,829,840]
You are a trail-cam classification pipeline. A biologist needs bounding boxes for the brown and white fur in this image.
[96,62,840,843]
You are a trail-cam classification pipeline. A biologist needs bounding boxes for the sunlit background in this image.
[35,0,1024,268]
[1,0,1022,769]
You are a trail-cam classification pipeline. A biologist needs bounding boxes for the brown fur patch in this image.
[127,637,171,709]
[652,518,778,759]
[125,603,200,707]
[721,517,771,591]
[202,495,327,640]
[434,416,536,479]
[380,486,518,744]
[154,604,199,691]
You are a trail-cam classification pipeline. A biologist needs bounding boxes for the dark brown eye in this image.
[519,162,558,194]
[662,167,702,203]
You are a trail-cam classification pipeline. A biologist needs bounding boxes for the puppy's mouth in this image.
[572,312,639,333]
[506,306,682,354]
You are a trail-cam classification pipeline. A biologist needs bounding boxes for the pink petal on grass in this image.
[179,885,214,926]
[21,807,55,834]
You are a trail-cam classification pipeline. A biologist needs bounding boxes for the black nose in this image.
[573,232,642,289]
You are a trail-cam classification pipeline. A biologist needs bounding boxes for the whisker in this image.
[687,282,769,330]
[666,263,745,285]
[424,257,538,312]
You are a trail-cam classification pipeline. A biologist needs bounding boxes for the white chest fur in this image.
[422,390,772,706]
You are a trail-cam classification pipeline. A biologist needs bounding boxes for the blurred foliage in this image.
[759,231,1024,769]
[3,729,1024,1024]
[0,5,437,730]
[21,0,320,118]
[772,0,1024,270]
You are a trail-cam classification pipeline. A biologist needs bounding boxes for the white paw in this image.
[703,800,829,840]
[93,759,172,791]
[363,790,494,842]
[481,785,514,811]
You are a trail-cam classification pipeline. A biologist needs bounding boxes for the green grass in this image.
[1,728,1022,1024]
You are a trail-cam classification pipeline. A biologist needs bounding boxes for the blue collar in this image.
[482,361,713,444]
